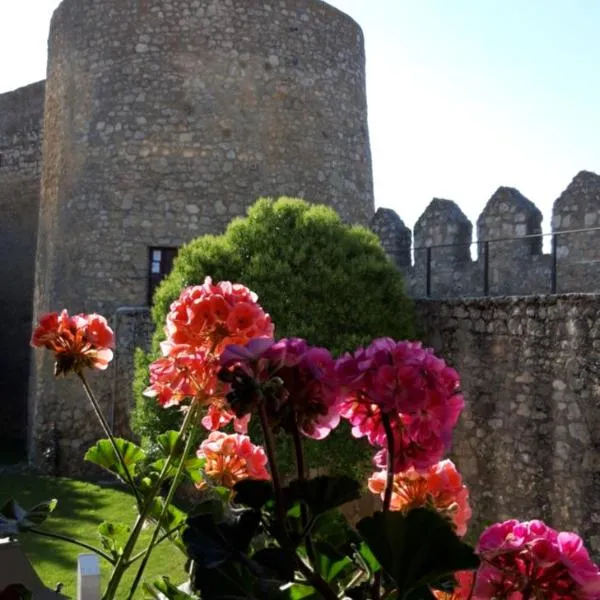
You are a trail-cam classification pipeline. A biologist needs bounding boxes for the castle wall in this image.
[0,81,44,453]
[30,0,374,473]
[417,295,600,554]
[79,293,600,555]
[374,170,600,299]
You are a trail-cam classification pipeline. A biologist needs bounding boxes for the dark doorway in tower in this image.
[147,247,178,305]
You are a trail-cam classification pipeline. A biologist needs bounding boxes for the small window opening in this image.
[148,246,178,304]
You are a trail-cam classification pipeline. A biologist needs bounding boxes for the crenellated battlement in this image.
[371,170,600,297]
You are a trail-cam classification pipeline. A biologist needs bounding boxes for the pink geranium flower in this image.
[473,519,600,599]
[31,310,114,375]
[196,431,270,489]
[143,344,221,407]
[336,339,464,473]
[219,337,342,439]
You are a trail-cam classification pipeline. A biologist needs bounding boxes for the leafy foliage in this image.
[132,197,414,476]
[356,508,480,599]
[0,498,57,536]
[84,438,146,481]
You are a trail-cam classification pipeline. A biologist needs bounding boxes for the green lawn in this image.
[0,472,187,599]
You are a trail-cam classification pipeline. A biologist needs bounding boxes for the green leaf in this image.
[313,541,352,583]
[151,456,205,485]
[357,541,381,574]
[286,584,320,600]
[148,497,187,532]
[144,576,195,599]
[233,479,274,510]
[183,511,261,569]
[356,508,479,599]
[157,430,183,456]
[84,438,146,481]
[97,521,131,559]
[284,476,361,516]
[0,498,57,536]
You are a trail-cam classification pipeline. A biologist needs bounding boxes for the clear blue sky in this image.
[1,0,599,234]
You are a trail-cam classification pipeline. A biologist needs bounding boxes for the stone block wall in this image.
[373,170,600,299]
[417,294,600,553]
[82,294,600,556]
[0,81,44,453]
[27,0,374,472]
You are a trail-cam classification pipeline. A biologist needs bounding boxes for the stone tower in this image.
[30,0,374,472]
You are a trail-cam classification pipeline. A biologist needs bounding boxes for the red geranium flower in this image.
[31,310,114,375]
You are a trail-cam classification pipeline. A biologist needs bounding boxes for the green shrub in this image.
[132,197,414,477]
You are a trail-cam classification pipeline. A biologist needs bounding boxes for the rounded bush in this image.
[132,197,414,477]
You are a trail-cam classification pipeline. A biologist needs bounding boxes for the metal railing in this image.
[412,226,600,298]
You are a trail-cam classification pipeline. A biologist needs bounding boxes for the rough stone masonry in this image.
[0,0,374,467]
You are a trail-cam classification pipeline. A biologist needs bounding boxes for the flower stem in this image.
[102,403,198,600]
[381,414,395,513]
[373,413,396,600]
[77,371,143,510]
[257,403,287,544]
[257,407,337,600]
[291,422,316,568]
[127,524,186,565]
[126,404,198,600]
[29,527,114,564]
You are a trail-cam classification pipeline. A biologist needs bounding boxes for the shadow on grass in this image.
[0,472,138,598]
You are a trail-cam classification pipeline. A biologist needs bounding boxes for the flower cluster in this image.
[165,278,273,354]
[31,310,115,375]
[196,431,270,489]
[473,519,600,599]
[368,459,471,536]
[143,277,273,408]
[336,339,464,473]
[219,337,341,439]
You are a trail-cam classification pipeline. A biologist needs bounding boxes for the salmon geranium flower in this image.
[31,310,114,375]
[368,459,472,536]
[164,277,273,354]
[196,431,270,489]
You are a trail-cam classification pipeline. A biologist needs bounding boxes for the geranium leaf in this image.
[356,508,479,598]
[144,576,194,599]
[313,541,353,583]
[151,456,205,484]
[183,510,261,569]
[97,521,131,559]
[0,498,57,536]
[84,438,145,481]
[233,479,274,509]
[157,430,183,457]
[284,475,361,515]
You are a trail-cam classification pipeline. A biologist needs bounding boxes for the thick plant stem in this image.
[102,403,198,600]
[77,371,143,510]
[291,423,317,567]
[29,527,114,564]
[373,414,396,600]
[126,404,198,600]
[257,403,287,543]
[257,406,338,600]
[381,415,395,513]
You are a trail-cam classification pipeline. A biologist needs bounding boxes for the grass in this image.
[0,472,188,599]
